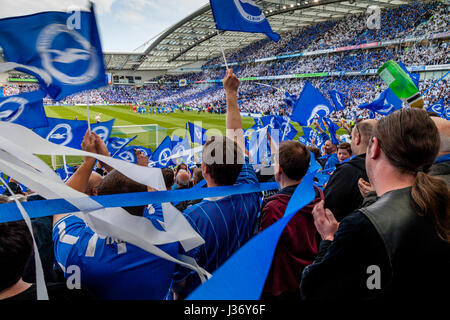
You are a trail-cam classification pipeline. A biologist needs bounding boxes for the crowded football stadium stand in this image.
[0,0,449,304]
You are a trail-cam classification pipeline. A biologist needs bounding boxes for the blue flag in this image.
[444,107,450,121]
[150,136,174,168]
[300,126,314,146]
[188,122,208,145]
[426,99,444,116]
[324,118,340,146]
[106,135,137,157]
[210,0,280,42]
[114,145,138,164]
[248,127,270,165]
[91,118,115,143]
[134,146,153,159]
[55,164,74,182]
[283,92,297,107]
[0,4,106,100]
[172,133,191,165]
[35,118,114,150]
[359,88,402,116]
[0,89,48,129]
[279,119,297,141]
[291,81,334,126]
[34,117,88,149]
[398,61,420,88]
[329,90,346,111]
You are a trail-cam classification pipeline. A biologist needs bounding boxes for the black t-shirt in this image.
[4,283,96,301]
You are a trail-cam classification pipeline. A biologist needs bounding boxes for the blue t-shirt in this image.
[53,208,178,300]
[324,153,339,173]
[174,157,261,295]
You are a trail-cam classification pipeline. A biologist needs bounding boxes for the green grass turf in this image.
[41,105,272,167]
[39,105,346,168]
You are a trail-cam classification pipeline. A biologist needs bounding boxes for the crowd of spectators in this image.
[1,68,449,301]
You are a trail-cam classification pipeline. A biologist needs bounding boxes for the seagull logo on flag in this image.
[37,23,100,85]
[234,0,266,23]
[158,148,172,167]
[306,105,331,125]
[48,48,91,64]
[46,123,73,146]
[92,126,109,142]
[0,97,27,122]
[118,151,135,163]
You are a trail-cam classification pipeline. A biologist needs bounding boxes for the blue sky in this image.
[0,0,209,52]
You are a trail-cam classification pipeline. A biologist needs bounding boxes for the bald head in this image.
[351,119,377,155]
[176,170,191,189]
[86,172,103,196]
[431,117,450,156]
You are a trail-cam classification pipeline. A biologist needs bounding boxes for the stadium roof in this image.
[0,0,413,72]
[104,0,411,71]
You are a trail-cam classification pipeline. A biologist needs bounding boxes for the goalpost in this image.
[111,124,168,151]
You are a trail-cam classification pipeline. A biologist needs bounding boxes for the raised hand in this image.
[312,200,339,241]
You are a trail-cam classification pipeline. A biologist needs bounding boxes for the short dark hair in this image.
[338,142,352,155]
[162,168,175,189]
[202,136,244,186]
[193,167,203,185]
[96,170,148,216]
[0,221,33,292]
[279,141,310,181]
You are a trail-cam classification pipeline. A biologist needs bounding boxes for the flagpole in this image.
[216,30,229,69]
[422,70,450,96]
[254,82,284,92]
[86,103,91,132]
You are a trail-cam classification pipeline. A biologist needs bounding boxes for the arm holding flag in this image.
[224,68,245,153]
[53,130,97,226]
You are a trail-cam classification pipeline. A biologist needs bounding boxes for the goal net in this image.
[111,124,168,151]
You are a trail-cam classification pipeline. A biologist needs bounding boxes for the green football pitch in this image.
[42,104,306,167]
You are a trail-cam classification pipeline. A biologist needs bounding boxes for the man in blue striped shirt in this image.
[173,68,261,298]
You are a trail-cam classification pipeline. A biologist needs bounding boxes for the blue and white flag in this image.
[444,107,450,121]
[426,99,444,116]
[34,117,88,149]
[134,146,153,159]
[106,135,137,157]
[359,88,402,116]
[172,133,191,164]
[0,4,106,100]
[150,136,174,168]
[300,126,314,146]
[188,122,208,145]
[324,118,340,146]
[35,118,114,150]
[91,118,115,143]
[0,89,48,129]
[279,119,297,141]
[114,145,138,164]
[291,81,334,126]
[329,90,346,111]
[398,61,420,88]
[248,126,269,164]
[298,136,308,145]
[210,0,280,42]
